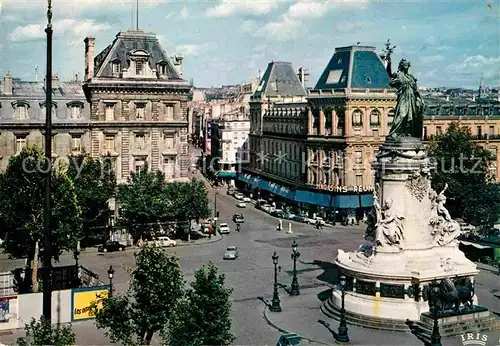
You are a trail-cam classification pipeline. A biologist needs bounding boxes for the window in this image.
[352,109,362,126]
[71,136,82,152]
[388,109,395,125]
[70,106,81,119]
[356,174,363,186]
[51,136,55,152]
[158,63,167,75]
[164,135,174,149]
[41,105,56,119]
[134,158,146,173]
[135,61,144,75]
[105,104,114,121]
[355,151,362,164]
[135,135,146,150]
[370,109,380,125]
[163,157,175,179]
[104,135,115,151]
[489,126,495,136]
[112,62,120,75]
[15,105,28,119]
[423,126,428,140]
[15,136,26,154]
[165,105,174,120]
[436,126,442,135]
[322,170,330,184]
[135,104,145,120]
[477,126,482,137]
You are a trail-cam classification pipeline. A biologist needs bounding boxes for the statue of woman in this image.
[375,199,405,248]
[387,59,425,140]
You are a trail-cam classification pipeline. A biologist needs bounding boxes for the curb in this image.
[177,233,223,247]
[476,262,499,275]
[262,306,330,345]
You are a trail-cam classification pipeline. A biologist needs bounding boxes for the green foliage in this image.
[168,180,211,222]
[168,263,234,346]
[0,146,82,260]
[94,245,185,345]
[66,153,116,242]
[428,122,500,229]
[17,317,75,346]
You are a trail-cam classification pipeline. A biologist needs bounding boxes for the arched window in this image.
[370,109,381,126]
[387,109,395,125]
[352,109,363,126]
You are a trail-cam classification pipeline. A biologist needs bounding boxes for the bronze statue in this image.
[386,59,425,140]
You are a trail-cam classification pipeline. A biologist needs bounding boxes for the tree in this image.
[428,122,500,230]
[94,245,185,345]
[0,147,82,291]
[17,317,75,346]
[66,153,116,246]
[116,168,170,240]
[168,264,235,346]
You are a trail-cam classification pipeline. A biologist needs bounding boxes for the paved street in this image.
[0,180,498,345]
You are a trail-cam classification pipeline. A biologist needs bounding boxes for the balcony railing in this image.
[422,133,500,141]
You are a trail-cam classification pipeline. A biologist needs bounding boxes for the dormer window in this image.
[40,101,57,119]
[136,61,144,75]
[12,101,29,120]
[112,61,121,76]
[67,101,84,120]
[157,62,168,76]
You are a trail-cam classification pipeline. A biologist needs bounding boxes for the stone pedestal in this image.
[326,137,480,325]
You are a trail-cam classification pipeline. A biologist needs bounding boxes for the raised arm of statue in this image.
[439,183,449,196]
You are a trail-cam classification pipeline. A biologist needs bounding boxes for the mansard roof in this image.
[252,61,307,99]
[314,45,390,91]
[0,79,85,98]
[94,30,182,80]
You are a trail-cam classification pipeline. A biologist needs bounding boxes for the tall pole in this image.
[270,252,282,312]
[336,275,349,344]
[42,0,53,320]
[136,0,139,30]
[290,239,300,296]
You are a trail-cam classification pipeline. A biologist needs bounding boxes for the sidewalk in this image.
[262,286,477,346]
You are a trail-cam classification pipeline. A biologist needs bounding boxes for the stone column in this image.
[345,107,352,136]
[307,108,313,135]
[332,109,337,135]
[319,108,325,136]
[352,278,357,292]
[375,281,381,298]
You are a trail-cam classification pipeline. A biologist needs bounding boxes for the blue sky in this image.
[0,0,498,89]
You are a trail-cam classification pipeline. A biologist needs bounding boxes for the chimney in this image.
[446,95,449,101]
[472,94,475,102]
[52,75,59,90]
[84,36,95,81]
[3,74,13,95]
[298,67,305,88]
[174,54,183,76]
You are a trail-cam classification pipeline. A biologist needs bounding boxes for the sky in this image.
[0,0,499,89]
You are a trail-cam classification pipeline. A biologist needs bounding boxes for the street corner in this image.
[177,232,223,247]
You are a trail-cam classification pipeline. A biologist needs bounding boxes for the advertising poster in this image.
[71,286,109,321]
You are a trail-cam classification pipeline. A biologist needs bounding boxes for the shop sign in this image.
[315,184,374,193]
[71,286,109,321]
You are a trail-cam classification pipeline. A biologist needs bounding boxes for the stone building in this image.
[82,30,191,183]
[0,74,90,170]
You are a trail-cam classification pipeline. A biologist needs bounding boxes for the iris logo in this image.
[459,333,488,346]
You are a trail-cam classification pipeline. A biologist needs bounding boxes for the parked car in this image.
[223,246,239,260]
[243,196,251,202]
[98,241,126,253]
[232,213,245,223]
[237,202,247,208]
[255,199,267,209]
[219,223,231,234]
[227,187,235,195]
[307,217,326,226]
[292,215,308,223]
[261,204,273,213]
[234,193,244,200]
[201,223,212,234]
[284,212,296,220]
[271,209,285,218]
[156,236,177,247]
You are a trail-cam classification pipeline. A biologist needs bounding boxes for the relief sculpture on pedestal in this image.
[429,183,461,246]
[375,199,405,250]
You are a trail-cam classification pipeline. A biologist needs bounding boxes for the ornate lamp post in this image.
[290,239,300,296]
[73,240,80,287]
[429,282,442,346]
[107,266,115,297]
[270,252,282,312]
[42,0,54,320]
[336,275,349,344]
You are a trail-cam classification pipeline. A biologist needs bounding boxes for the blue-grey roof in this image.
[94,30,181,79]
[0,80,85,98]
[314,45,390,90]
[252,61,306,98]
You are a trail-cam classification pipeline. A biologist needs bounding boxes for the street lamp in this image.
[212,190,219,239]
[290,239,300,296]
[73,240,80,287]
[429,282,442,346]
[336,275,349,344]
[270,252,282,312]
[107,266,115,297]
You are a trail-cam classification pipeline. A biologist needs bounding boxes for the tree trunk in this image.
[187,219,191,242]
[145,330,154,344]
[32,241,39,293]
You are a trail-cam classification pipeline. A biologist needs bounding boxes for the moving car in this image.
[98,241,126,253]
[219,223,231,234]
[237,202,246,208]
[232,213,245,223]
[223,246,239,260]
[156,236,177,247]
[307,217,326,226]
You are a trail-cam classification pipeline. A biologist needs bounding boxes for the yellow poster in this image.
[71,286,109,321]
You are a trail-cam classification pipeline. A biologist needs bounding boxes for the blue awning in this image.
[237,173,250,183]
[360,194,373,208]
[275,185,295,200]
[216,171,237,178]
[294,190,332,207]
[249,175,261,187]
[334,195,360,209]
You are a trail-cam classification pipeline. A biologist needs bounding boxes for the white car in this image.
[219,223,230,234]
[308,217,326,225]
[156,236,177,247]
[237,202,246,208]
[261,204,272,213]
[223,246,239,260]
[243,197,251,202]
[234,193,244,200]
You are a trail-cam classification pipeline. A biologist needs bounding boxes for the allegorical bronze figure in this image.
[385,57,425,140]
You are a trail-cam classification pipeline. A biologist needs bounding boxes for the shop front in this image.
[236,173,374,224]
[215,171,237,186]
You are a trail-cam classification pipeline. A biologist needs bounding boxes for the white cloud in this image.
[256,14,302,41]
[241,20,257,33]
[175,44,208,56]
[8,18,111,42]
[205,0,280,18]
[445,55,500,82]
[286,0,367,19]
[180,7,189,19]
[419,55,445,64]
[335,21,361,33]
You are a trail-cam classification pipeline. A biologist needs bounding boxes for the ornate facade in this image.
[82,30,191,183]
